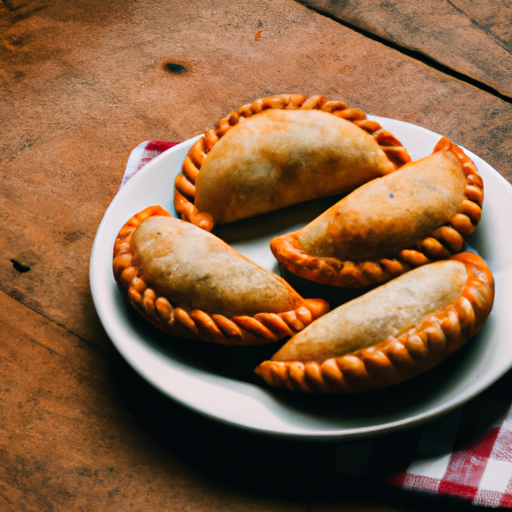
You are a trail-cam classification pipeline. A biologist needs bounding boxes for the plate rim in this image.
[90,116,512,440]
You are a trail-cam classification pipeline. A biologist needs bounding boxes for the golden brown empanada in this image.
[271,137,484,287]
[174,94,411,231]
[255,252,494,393]
[112,206,329,346]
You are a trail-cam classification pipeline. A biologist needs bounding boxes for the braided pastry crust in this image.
[255,252,494,393]
[174,93,411,231]
[112,206,329,346]
[270,137,484,288]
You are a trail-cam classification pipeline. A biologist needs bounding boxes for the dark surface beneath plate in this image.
[122,295,487,428]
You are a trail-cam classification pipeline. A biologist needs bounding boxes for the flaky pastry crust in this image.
[174,93,411,231]
[270,137,484,288]
[112,206,329,346]
[255,252,494,393]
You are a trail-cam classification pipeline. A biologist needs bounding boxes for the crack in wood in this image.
[3,286,107,353]
[295,0,512,104]
[447,0,512,55]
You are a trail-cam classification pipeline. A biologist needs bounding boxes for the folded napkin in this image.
[121,140,179,188]
[121,140,512,508]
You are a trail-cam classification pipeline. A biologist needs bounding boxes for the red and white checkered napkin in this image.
[123,140,512,508]
[121,140,179,188]
[386,371,512,508]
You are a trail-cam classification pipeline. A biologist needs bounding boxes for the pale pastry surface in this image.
[195,109,396,224]
[271,259,468,362]
[131,216,302,316]
[298,150,467,261]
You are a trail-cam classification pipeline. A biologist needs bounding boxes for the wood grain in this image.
[296,0,512,98]
[1,0,511,509]
[0,290,310,511]
[1,0,511,351]
[0,289,430,511]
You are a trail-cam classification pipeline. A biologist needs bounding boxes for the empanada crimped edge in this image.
[174,93,411,231]
[270,137,484,288]
[112,206,329,346]
[255,252,494,393]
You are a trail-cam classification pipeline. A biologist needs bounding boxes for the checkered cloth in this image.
[336,370,512,507]
[122,140,512,508]
[121,140,179,188]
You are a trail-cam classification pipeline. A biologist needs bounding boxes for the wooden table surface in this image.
[2,0,511,510]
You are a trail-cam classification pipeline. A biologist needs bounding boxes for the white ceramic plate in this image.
[90,117,512,440]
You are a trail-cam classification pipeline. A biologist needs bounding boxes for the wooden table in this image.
[2,0,511,510]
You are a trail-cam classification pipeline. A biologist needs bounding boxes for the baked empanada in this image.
[112,206,329,346]
[255,252,494,393]
[271,137,484,287]
[174,94,411,231]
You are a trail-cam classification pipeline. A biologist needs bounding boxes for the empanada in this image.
[174,94,411,231]
[112,206,329,346]
[255,252,494,393]
[271,137,484,287]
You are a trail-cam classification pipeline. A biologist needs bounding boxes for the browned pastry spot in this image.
[174,93,411,231]
[270,137,484,288]
[112,206,329,346]
[255,252,494,393]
